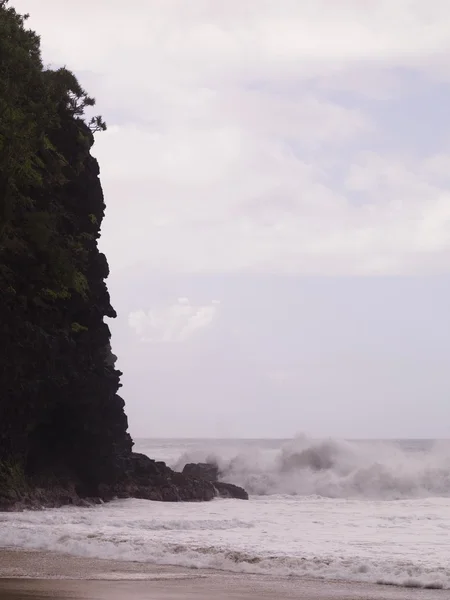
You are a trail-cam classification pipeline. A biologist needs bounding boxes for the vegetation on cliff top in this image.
[0,0,105,297]
[0,0,132,507]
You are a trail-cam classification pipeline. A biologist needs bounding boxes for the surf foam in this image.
[1,496,449,590]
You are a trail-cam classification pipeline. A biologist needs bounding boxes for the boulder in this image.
[182,462,219,482]
[120,453,216,502]
[182,462,248,500]
[214,481,249,500]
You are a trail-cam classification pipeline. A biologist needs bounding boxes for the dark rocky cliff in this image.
[0,1,131,507]
[0,2,246,508]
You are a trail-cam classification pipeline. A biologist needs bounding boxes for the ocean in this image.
[1,436,450,590]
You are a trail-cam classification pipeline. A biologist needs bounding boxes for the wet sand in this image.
[0,549,447,600]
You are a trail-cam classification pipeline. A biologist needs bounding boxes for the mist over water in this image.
[163,436,450,500]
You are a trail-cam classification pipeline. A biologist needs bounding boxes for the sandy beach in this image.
[0,549,448,600]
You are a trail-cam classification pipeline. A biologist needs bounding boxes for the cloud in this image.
[16,1,450,78]
[15,0,450,276]
[128,298,219,342]
[421,154,450,181]
[96,136,450,274]
[267,370,293,385]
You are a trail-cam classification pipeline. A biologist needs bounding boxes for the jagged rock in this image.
[214,481,249,500]
[182,462,248,500]
[99,453,216,503]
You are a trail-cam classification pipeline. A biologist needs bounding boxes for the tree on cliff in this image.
[0,1,106,245]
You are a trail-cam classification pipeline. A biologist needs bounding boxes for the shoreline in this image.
[0,549,447,600]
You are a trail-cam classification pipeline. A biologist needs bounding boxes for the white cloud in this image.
[96,133,450,274]
[128,299,219,342]
[268,370,293,385]
[16,1,450,77]
[14,0,450,276]
[421,154,450,181]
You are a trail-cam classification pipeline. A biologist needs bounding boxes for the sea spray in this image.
[173,436,450,499]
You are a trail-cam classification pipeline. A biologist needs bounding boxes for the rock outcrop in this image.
[214,481,249,500]
[182,462,220,482]
[0,3,248,510]
[182,463,249,500]
[115,454,216,503]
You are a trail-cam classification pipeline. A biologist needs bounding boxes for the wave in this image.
[173,435,450,500]
[1,502,448,590]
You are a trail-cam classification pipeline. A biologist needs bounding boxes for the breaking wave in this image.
[1,500,449,589]
[173,435,450,500]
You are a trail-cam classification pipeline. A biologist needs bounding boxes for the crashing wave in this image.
[173,435,450,499]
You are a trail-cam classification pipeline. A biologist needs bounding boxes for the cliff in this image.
[0,2,247,508]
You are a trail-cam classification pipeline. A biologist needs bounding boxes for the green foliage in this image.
[0,459,27,496]
[23,211,54,248]
[79,231,95,242]
[48,67,97,118]
[40,287,71,301]
[89,115,107,133]
[0,0,109,320]
[71,322,88,333]
[72,270,89,298]
[0,3,46,234]
[0,0,106,243]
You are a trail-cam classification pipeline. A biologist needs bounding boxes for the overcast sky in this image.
[15,0,450,439]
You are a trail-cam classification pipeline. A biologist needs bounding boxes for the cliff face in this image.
[0,3,247,508]
[0,2,134,507]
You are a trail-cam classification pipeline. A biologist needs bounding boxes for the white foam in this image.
[1,494,450,590]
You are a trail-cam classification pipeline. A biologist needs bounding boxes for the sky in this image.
[13,0,450,439]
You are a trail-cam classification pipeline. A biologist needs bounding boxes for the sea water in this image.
[1,436,450,589]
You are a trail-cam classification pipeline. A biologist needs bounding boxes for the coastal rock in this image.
[214,481,249,500]
[182,462,219,482]
[182,463,249,500]
[100,454,216,503]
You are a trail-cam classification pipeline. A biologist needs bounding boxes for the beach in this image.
[0,549,448,600]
